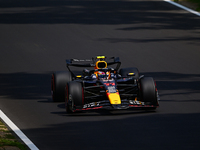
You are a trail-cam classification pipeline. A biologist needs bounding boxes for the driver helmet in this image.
[97,71,107,79]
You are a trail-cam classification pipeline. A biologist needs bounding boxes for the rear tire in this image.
[119,67,139,79]
[51,71,72,102]
[140,77,157,104]
[65,81,83,113]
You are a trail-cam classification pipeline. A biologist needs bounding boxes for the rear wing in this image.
[66,59,94,67]
[66,57,121,77]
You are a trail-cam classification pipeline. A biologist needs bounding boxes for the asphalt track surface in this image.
[0,0,200,149]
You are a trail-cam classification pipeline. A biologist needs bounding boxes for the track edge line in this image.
[164,0,200,16]
[0,110,39,150]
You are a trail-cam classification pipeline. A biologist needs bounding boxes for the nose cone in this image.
[107,92,121,104]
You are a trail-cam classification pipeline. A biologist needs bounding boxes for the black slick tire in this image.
[140,77,157,104]
[51,71,72,102]
[65,81,83,113]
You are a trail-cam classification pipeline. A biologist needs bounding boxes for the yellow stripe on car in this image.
[76,75,82,78]
[128,73,135,76]
[96,56,105,59]
[107,92,121,104]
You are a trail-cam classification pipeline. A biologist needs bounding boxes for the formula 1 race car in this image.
[51,56,159,113]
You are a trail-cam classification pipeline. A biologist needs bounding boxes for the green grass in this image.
[0,138,27,150]
[0,120,28,150]
[188,0,200,11]
[174,0,200,11]
[4,134,15,139]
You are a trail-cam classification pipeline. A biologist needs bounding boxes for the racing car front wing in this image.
[75,97,159,112]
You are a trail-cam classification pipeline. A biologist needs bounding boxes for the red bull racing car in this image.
[51,56,159,113]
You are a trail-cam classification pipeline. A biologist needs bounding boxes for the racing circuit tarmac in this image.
[0,0,200,149]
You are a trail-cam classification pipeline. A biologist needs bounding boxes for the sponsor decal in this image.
[107,86,116,93]
[104,82,115,86]
[83,102,100,108]
[129,100,145,105]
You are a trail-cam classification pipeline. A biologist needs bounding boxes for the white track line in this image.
[164,0,200,16]
[0,110,39,150]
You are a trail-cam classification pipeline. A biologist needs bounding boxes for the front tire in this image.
[65,81,84,113]
[140,77,157,104]
[51,71,72,102]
